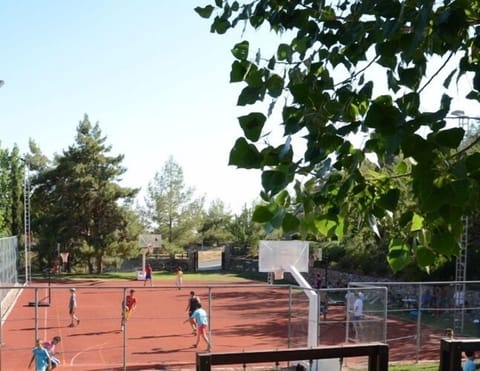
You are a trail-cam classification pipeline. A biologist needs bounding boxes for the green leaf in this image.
[430,230,459,256]
[277,43,292,62]
[266,74,284,98]
[416,245,435,267]
[377,188,400,211]
[466,153,480,172]
[231,41,249,60]
[428,127,465,149]
[282,212,300,232]
[398,66,421,90]
[228,138,263,169]
[252,205,274,223]
[230,61,247,82]
[411,213,424,232]
[335,216,345,240]
[274,189,290,207]
[387,239,410,272]
[364,95,401,135]
[211,16,230,34]
[396,160,408,174]
[238,112,266,142]
[314,217,337,237]
[194,5,214,19]
[261,170,289,195]
[396,93,420,116]
[237,86,263,106]
[401,134,432,163]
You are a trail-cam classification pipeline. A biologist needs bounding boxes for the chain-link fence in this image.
[0,283,391,370]
[349,280,480,363]
[0,236,19,317]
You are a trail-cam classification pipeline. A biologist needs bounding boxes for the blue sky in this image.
[1,1,475,214]
[0,1,266,213]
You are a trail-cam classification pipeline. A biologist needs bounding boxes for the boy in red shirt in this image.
[120,289,137,331]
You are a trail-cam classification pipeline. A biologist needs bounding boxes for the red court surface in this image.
[1,278,442,370]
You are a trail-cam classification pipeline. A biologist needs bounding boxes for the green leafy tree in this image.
[0,144,24,237]
[145,157,205,253]
[199,199,234,246]
[228,204,267,255]
[197,0,480,272]
[31,114,138,272]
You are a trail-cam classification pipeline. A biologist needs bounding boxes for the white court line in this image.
[70,341,109,366]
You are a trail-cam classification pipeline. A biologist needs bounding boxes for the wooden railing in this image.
[196,343,389,371]
[439,338,480,371]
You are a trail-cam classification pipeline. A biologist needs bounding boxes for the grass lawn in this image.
[35,270,270,283]
[388,363,437,370]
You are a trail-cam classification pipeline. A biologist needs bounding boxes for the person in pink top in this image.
[42,336,61,369]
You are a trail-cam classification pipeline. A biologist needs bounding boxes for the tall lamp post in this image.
[23,159,32,284]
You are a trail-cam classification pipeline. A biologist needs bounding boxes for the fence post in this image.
[34,288,39,340]
[122,287,127,371]
[288,285,292,348]
[416,285,422,363]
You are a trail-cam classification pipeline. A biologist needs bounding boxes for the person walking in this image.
[68,288,80,327]
[185,291,201,334]
[175,266,183,290]
[121,289,137,331]
[190,303,211,351]
[28,339,52,371]
[42,336,61,369]
[144,263,153,287]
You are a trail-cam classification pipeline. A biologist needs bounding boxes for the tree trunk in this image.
[95,254,103,274]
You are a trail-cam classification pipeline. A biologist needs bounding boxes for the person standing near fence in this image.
[175,266,183,290]
[121,289,137,331]
[352,292,363,339]
[144,263,153,287]
[191,303,211,351]
[68,288,80,327]
[185,291,201,334]
[28,339,52,371]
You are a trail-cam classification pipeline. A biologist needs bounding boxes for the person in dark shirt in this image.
[185,291,201,334]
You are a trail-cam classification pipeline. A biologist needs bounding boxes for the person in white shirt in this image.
[353,292,364,339]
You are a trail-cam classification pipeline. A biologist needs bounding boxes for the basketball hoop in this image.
[274,271,284,280]
[60,252,69,264]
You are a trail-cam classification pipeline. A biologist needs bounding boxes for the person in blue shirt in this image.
[463,350,477,371]
[28,339,52,371]
[191,303,211,351]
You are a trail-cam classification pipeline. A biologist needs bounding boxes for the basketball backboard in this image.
[258,240,309,273]
[138,234,162,248]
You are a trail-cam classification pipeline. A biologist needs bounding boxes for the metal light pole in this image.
[23,160,31,283]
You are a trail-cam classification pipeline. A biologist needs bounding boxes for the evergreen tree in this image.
[145,157,204,253]
[32,114,138,272]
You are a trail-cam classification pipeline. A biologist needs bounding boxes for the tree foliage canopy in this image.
[31,114,138,272]
[145,157,205,252]
[196,0,480,271]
